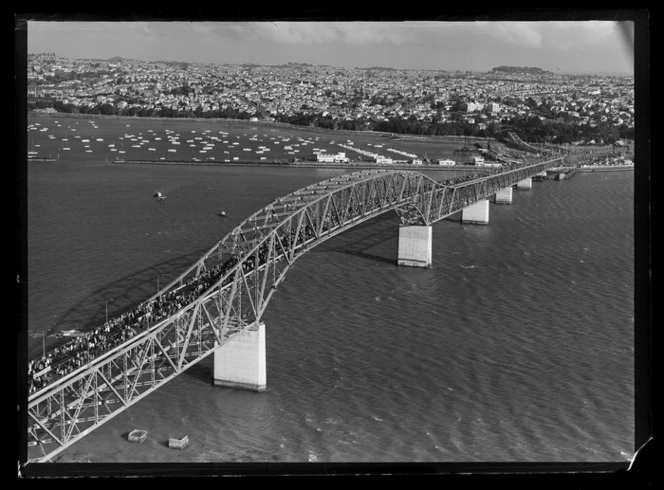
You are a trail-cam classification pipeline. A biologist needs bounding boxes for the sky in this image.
[25,20,635,75]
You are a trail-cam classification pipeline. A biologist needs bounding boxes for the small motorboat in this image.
[168,435,189,449]
[128,429,148,443]
[153,191,167,201]
[218,211,226,217]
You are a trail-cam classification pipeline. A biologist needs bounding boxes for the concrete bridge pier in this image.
[516,177,533,190]
[494,187,513,205]
[397,224,432,267]
[462,199,490,224]
[213,321,266,391]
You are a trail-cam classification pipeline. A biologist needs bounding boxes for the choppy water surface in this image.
[26,115,635,465]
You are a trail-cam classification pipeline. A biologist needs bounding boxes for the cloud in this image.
[470,22,544,48]
[29,20,628,51]
[537,21,624,49]
[226,22,424,45]
[222,20,625,51]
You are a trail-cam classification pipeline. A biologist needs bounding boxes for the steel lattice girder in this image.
[26,157,566,462]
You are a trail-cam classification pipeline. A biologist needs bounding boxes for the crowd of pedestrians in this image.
[27,223,318,395]
[28,169,527,395]
[28,254,244,394]
[441,172,485,186]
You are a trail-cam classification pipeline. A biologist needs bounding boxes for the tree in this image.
[596,122,620,144]
[98,103,115,115]
[160,107,177,118]
[618,124,634,140]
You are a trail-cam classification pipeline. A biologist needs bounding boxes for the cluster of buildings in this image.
[27,54,634,138]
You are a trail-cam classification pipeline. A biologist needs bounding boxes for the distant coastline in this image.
[108,159,634,174]
[109,159,488,172]
[577,165,634,172]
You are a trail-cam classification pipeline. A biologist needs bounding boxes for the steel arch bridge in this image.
[25,156,564,462]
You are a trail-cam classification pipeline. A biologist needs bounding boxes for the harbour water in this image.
[25,118,635,465]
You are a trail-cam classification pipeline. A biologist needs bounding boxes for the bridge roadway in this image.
[25,155,567,462]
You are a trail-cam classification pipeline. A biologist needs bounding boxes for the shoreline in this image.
[109,159,634,173]
[577,165,634,172]
[109,159,489,171]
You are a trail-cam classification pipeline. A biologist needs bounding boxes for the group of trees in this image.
[161,106,254,120]
[28,98,255,120]
[273,111,484,136]
[29,99,135,116]
[494,114,633,144]
[273,110,632,144]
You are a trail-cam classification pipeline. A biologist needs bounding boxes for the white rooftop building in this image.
[317,152,349,163]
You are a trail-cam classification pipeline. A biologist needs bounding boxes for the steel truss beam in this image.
[27,157,570,462]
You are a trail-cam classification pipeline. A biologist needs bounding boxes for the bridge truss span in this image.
[26,157,563,462]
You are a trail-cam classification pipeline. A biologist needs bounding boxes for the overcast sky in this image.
[25,20,635,75]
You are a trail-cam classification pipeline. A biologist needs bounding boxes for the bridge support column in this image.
[494,187,513,205]
[462,199,490,224]
[516,177,533,190]
[397,225,432,267]
[213,321,266,392]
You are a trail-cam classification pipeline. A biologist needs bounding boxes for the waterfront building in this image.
[316,152,349,163]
